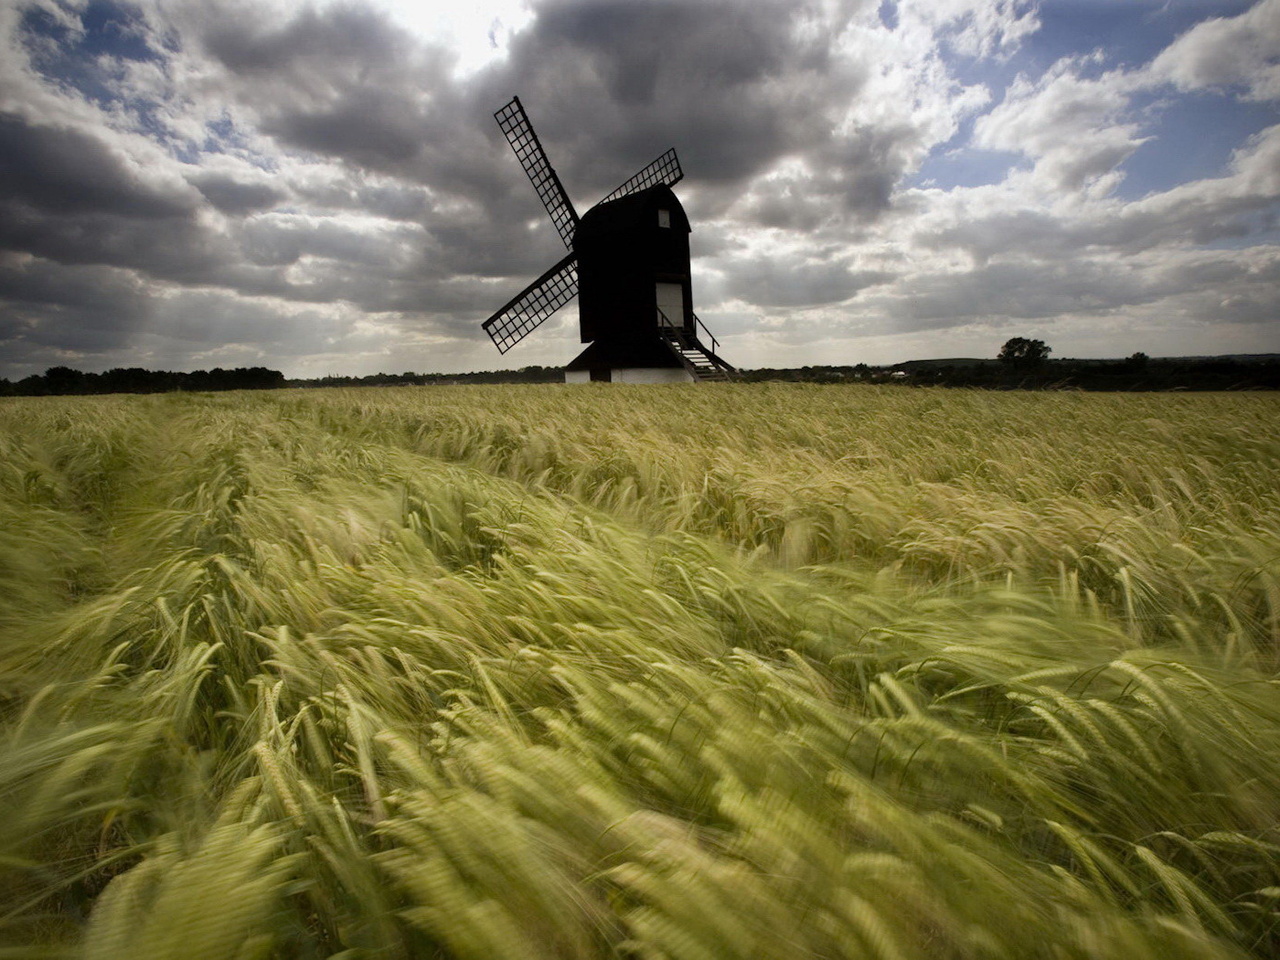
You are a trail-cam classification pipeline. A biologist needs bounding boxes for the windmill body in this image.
[569,185,694,382]
[483,97,733,383]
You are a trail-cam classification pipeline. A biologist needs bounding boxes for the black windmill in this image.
[483,97,734,383]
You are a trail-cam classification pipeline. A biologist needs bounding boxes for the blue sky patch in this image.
[21,0,161,108]
[1117,92,1280,199]
[1025,0,1256,74]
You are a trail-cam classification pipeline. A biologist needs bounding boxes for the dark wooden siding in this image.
[574,185,692,344]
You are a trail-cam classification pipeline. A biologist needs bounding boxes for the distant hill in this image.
[884,354,1280,391]
[895,354,1280,371]
[1151,354,1280,363]
[895,358,996,371]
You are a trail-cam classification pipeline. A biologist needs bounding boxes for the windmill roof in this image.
[575,184,689,245]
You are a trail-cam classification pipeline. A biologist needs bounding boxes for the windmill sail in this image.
[495,97,579,251]
[597,148,684,205]
[482,252,579,353]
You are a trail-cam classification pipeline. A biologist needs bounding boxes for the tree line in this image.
[0,365,565,396]
[3,351,1277,396]
[1,366,286,396]
[289,366,564,388]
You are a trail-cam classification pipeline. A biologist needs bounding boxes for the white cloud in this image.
[906,0,1040,59]
[973,58,1148,197]
[379,0,534,76]
[1150,0,1280,101]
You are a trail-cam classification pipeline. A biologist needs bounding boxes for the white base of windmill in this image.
[565,367,694,384]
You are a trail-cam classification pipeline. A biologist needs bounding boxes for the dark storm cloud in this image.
[188,172,287,214]
[201,2,410,73]
[731,123,920,235]
[481,0,878,201]
[875,249,1280,333]
[0,256,153,351]
[0,201,232,282]
[885,260,1147,325]
[718,258,893,308]
[1,3,481,325]
[0,111,250,287]
[189,2,486,188]
[271,97,424,167]
[0,112,193,219]
[917,189,1280,264]
[290,175,430,221]
[423,211,561,279]
[187,0,857,225]
[152,0,896,292]
[176,0,546,280]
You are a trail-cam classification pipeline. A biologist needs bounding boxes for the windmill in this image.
[483,97,735,383]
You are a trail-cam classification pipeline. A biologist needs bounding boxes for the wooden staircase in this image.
[668,340,733,381]
[658,310,736,382]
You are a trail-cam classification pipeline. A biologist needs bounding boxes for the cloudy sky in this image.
[1,0,1278,378]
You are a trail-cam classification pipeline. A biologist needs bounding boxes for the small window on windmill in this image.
[658,208,671,228]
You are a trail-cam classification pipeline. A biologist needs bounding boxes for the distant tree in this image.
[44,366,89,394]
[102,367,157,393]
[1126,351,1150,369]
[998,337,1051,366]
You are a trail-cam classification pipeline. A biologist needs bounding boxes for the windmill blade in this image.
[597,148,684,205]
[482,252,578,354]
[495,97,579,251]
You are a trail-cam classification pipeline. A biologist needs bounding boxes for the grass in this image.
[0,384,1277,959]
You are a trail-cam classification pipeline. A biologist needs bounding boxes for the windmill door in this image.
[656,283,684,332]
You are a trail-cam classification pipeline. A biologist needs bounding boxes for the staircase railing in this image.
[656,309,727,360]
[657,307,683,339]
[691,312,720,357]
[656,309,736,379]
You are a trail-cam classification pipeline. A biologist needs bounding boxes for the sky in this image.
[1,0,1278,378]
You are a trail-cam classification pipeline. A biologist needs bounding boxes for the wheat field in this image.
[1,384,1277,959]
